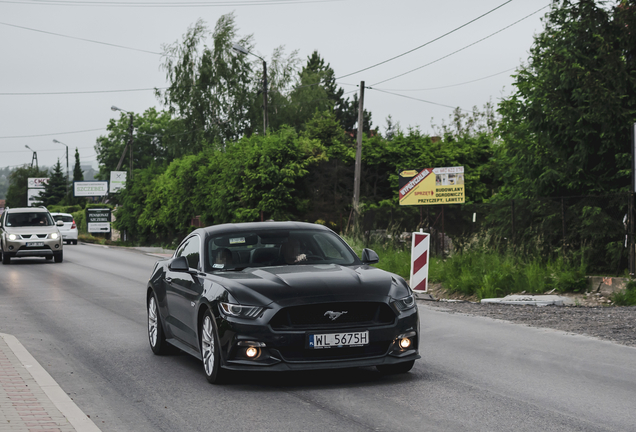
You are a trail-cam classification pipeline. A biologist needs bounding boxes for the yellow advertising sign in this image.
[398,167,465,205]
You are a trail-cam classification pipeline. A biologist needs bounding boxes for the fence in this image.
[352,194,630,276]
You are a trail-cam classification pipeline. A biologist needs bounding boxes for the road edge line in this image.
[0,333,102,432]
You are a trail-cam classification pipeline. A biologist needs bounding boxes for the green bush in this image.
[430,249,587,300]
[611,281,636,306]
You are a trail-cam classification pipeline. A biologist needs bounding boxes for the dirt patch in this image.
[421,284,636,347]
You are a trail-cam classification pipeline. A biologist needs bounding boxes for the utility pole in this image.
[263,60,268,134]
[352,81,365,228]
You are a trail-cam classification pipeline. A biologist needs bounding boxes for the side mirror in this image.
[169,256,190,272]
[56,220,64,227]
[361,248,379,264]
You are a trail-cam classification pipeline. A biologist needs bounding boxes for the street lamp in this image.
[232,44,268,134]
[52,139,69,194]
[111,106,134,180]
[25,145,38,170]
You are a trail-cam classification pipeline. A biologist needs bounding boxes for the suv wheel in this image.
[2,253,10,265]
[54,251,63,263]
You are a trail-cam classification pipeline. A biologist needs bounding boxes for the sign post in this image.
[410,231,430,295]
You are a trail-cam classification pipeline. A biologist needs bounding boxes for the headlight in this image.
[393,294,416,312]
[50,233,59,240]
[220,302,264,319]
[8,234,17,241]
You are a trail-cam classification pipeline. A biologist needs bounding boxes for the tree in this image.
[39,160,67,207]
[68,148,86,207]
[5,165,49,208]
[497,0,636,198]
[157,14,256,149]
[95,107,184,180]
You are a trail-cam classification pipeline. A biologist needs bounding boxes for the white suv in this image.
[0,207,64,264]
[50,212,79,245]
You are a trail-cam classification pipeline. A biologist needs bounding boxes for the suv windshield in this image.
[5,212,54,227]
[205,229,359,271]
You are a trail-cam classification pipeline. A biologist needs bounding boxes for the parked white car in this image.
[50,213,79,245]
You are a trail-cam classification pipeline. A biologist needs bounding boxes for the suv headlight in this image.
[49,233,59,240]
[220,302,264,319]
[8,234,17,241]
[393,294,416,312]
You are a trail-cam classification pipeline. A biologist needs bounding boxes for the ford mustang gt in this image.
[146,221,420,383]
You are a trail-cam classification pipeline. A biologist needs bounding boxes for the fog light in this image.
[399,338,411,349]
[55,244,60,249]
[9,246,14,250]
[245,347,259,358]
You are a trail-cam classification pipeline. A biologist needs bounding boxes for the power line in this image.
[374,68,517,92]
[0,21,164,56]
[0,0,342,7]
[0,87,167,96]
[369,87,465,111]
[371,4,550,86]
[336,0,515,80]
[0,128,106,139]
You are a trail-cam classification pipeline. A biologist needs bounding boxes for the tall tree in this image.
[158,14,256,148]
[497,0,636,198]
[39,160,67,207]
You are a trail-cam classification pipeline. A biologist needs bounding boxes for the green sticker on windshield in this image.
[229,237,245,245]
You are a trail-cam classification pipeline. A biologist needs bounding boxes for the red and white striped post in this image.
[410,230,430,293]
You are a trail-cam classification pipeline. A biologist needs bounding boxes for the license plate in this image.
[309,331,369,349]
[26,242,44,247]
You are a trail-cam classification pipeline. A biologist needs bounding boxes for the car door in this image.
[164,235,204,349]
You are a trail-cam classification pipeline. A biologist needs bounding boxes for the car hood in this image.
[209,264,410,307]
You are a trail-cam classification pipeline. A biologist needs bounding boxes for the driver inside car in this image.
[281,238,307,264]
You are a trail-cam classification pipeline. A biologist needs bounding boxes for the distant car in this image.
[0,206,64,264]
[147,221,420,384]
[50,212,78,245]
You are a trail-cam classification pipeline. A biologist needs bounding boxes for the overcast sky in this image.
[0,0,550,171]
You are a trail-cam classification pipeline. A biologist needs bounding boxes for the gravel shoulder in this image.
[420,285,636,348]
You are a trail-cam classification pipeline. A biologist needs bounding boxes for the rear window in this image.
[53,215,74,223]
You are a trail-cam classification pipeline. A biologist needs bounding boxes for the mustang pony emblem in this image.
[324,311,348,321]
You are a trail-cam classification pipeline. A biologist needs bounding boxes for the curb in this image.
[0,333,101,432]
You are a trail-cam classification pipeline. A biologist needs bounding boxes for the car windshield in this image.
[5,212,54,227]
[205,229,359,271]
[53,215,73,223]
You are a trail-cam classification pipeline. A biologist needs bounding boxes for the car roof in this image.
[6,207,49,213]
[50,212,73,217]
[197,221,331,237]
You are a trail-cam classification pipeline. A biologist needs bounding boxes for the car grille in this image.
[277,342,391,361]
[269,302,396,331]
[19,234,47,239]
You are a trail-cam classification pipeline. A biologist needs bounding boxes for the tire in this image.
[73,240,78,245]
[201,310,225,384]
[54,251,63,263]
[2,252,10,265]
[148,293,170,355]
[376,360,415,375]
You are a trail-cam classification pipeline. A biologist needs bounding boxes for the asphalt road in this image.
[1,244,635,432]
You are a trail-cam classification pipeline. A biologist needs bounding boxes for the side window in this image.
[180,236,201,270]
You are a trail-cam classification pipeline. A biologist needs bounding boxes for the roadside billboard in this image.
[86,208,111,233]
[27,177,49,207]
[74,181,108,197]
[109,171,127,193]
[399,167,465,205]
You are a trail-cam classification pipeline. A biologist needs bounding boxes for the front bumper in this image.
[2,238,63,257]
[217,308,420,372]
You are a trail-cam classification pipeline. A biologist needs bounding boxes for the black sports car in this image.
[147,221,420,383]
